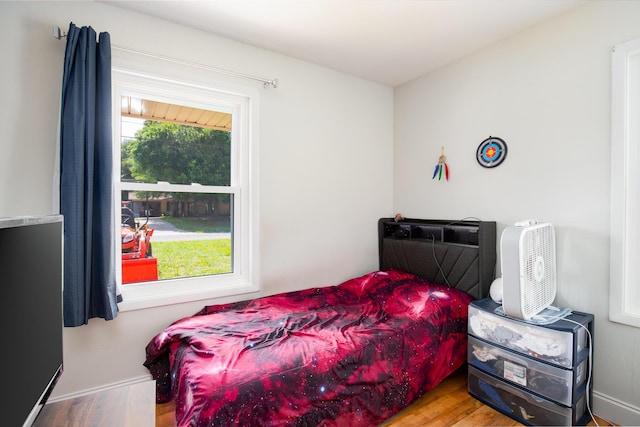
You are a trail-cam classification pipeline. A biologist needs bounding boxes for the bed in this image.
[144,217,496,426]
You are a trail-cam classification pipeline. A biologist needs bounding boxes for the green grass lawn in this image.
[153,238,232,279]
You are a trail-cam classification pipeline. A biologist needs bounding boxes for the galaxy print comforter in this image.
[143,269,473,427]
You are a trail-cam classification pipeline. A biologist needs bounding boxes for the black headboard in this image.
[378,218,497,299]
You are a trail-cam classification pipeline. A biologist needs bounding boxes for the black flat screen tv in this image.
[0,215,64,426]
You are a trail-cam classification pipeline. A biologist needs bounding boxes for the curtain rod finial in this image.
[264,79,278,89]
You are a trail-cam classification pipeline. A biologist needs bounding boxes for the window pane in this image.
[113,65,258,309]
[121,193,232,284]
[120,97,231,186]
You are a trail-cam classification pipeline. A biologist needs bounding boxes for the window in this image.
[610,37,640,328]
[112,54,259,311]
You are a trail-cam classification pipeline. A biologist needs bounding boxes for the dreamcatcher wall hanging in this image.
[432,146,449,181]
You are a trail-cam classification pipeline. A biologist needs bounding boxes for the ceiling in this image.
[103,0,587,87]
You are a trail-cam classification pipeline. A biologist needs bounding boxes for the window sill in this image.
[609,301,640,329]
[117,277,260,311]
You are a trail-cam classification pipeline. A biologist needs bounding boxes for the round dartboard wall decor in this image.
[476,136,508,168]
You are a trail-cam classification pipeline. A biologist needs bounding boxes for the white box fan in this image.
[499,220,557,320]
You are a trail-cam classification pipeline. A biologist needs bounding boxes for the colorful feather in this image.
[432,146,450,182]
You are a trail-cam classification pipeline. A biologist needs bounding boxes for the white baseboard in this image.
[593,390,640,426]
[46,375,154,404]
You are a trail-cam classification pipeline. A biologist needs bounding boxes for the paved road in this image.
[145,217,230,242]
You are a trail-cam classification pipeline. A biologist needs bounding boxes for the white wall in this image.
[394,1,640,424]
[4,1,639,424]
[0,1,393,400]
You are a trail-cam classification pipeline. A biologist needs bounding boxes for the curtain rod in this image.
[53,26,278,88]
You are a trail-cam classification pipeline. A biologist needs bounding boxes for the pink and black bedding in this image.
[144,218,496,426]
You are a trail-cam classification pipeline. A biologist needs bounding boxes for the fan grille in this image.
[520,225,556,316]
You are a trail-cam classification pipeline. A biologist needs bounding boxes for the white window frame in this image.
[111,53,260,311]
[610,37,640,328]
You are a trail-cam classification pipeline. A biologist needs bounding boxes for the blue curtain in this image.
[60,23,119,327]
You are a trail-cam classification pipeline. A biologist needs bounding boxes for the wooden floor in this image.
[155,366,614,426]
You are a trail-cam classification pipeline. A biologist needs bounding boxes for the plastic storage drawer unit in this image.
[468,298,593,369]
[468,365,590,426]
[468,335,588,406]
